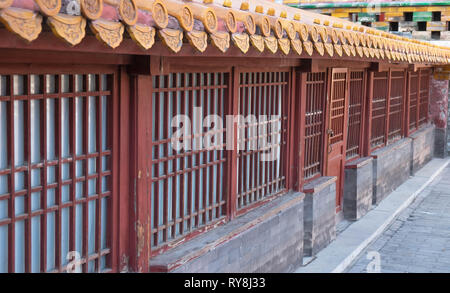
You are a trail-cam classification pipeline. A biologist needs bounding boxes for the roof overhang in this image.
[0,0,448,65]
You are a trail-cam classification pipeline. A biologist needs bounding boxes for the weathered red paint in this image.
[116,66,130,272]
[326,68,350,211]
[0,37,438,273]
[429,78,449,129]
[129,74,152,272]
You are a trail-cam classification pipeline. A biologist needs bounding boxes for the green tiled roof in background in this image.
[358,12,377,22]
[413,11,433,22]
[287,1,450,9]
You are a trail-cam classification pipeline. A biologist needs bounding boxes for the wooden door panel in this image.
[326,68,349,211]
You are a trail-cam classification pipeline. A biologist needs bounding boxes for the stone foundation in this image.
[435,128,448,158]
[303,177,336,257]
[343,157,373,220]
[410,124,435,174]
[371,138,412,205]
[150,192,304,273]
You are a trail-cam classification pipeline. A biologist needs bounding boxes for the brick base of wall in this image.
[343,157,373,220]
[435,127,448,158]
[303,177,337,257]
[372,138,412,205]
[149,192,305,273]
[410,124,435,174]
[147,126,440,273]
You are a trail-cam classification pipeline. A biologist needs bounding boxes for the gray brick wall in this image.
[372,138,412,205]
[303,177,337,256]
[150,192,305,273]
[410,124,435,174]
[435,128,448,158]
[343,157,373,220]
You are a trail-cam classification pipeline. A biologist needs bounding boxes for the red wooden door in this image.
[325,68,349,211]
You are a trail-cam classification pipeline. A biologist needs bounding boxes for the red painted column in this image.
[117,66,132,272]
[429,77,449,157]
[128,74,152,272]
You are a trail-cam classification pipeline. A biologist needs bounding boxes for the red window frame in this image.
[0,64,119,273]
[147,67,294,258]
[407,70,420,135]
[387,69,406,144]
[148,71,230,257]
[366,69,409,155]
[418,69,431,127]
[346,70,367,161]
[235,69,291,216]
[406,68,431,136]
[369,71,389,153]
[296,71,328,188]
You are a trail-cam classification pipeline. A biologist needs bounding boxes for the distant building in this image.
[285,0,450,42]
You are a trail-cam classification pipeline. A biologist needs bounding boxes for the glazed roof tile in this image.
[0,0,448,64]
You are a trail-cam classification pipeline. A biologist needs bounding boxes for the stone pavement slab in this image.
[346,163,450,273]
[295,158,450,273]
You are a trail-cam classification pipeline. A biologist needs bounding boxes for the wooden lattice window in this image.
[150,72,228,255]
[0,71,115,273]
[236,71,289,212]
[370,71,389,150]
[418,69,430,126]
[346,70,365,160]
[303,72,326,180]
[408,71,419,132]
[329,70,347,146]
[388,70,405,143]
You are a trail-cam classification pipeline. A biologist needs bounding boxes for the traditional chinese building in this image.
[285,0,450,42]
[0,0,449,273]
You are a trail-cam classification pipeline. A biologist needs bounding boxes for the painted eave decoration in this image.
[0,0,449,64]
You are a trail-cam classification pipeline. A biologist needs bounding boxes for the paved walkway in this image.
[346,165,450,273]
[295,158,450,273]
